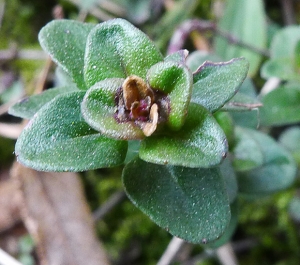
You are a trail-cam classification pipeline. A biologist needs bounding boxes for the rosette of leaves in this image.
[9,19,250,244]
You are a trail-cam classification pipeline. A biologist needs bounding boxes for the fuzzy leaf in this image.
[147,61,193,130]
[205,200,238,248]
[164,49,188,64]
[39,20,95,90]
[236,128,297,195]
[84,18,163,88]
[139,103,227,168]
[122,158,230,244]
[222,93,262,111]
[186,51,221,72]
[81,78,145,140]
[16,92,127,171]
[9,86,78,119]
[191,58,249,112]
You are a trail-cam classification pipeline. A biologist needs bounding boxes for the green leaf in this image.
[84,18,163,88]
[38,20,95,90]
[261,58,300,81]
[124,140,141,164]
[153,0,199,50]
[122,158,231,244]
[124,0,152,24]
[238,77,258,98]
[261,26,300,81]
[236,128,297,195]
[288,196,300,222]
[232,127,264,171]
[222,92,262,112]
[16,92,127,171]
[279,126,300,164]
[205,200,238,248]
[0,80,23,103]
[9,86,78,119]
[294,40,300,69]
[139,103,227,168]
[259,83,300,126]
[228,78,261,128]
[214,111,235,147]
[269,25,300,58]
[186,51,221,72]
[54,67,77,87]
[191,58,249,112]
[231,110,260,129]
[214,0,267,76]
[147,61,193,130]
[164,50,188,64]
[81,78,145,140]
[220,158,238,203]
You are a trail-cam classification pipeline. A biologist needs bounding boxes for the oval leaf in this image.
[16,92,127,171]
[214,0,267,76]
[84,18,163,88]
[39,20,95,90]
[259,83,300,126]
[205,200,238,248]
[279,127,300,164]
[81,78,145,140]
[191,58,249,112]
[9,86,78,119]
[139,103,227,168]
[236,128,297,195]
[122,158,231,244]
[147,61,193,130]
[232,127,264,171]
[261,58,299,81]
[220,158,238,204]
[164,49,189,64]
[186,51,221,72]
[270,25,300,58]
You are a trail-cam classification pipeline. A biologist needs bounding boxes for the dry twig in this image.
[157,237,186,265]
[167,19,270,57]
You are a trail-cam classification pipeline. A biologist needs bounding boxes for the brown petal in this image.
[142,103,159,137]
[123,75,154,109]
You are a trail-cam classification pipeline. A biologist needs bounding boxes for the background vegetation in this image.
[0,0,300,265]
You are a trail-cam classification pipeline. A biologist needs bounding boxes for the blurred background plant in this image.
[0,0,300,265]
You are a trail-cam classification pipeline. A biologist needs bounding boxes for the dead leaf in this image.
[0,171,22,233]
[11,162,111,265]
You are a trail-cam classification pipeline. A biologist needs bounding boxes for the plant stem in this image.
[93,190,127,221]
[216,243,239,265]
[280,0,296,25]
[157,236,185,265]
[258,77,281,97]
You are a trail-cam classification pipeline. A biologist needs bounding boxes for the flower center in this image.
[115,75,159,137]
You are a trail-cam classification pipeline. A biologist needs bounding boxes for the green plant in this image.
[9,18,297,245]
